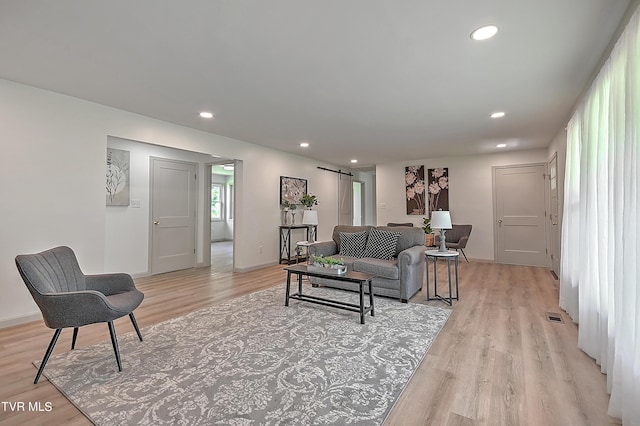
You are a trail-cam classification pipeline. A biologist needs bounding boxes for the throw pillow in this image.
[338,231,368,257]
[363,228,401,260]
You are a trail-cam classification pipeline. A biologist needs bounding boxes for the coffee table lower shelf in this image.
[284,264,376,324]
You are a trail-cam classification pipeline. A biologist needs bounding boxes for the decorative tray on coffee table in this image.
[307,264,347,275]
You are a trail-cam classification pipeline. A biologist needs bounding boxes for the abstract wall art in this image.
[106,148,130,206]
[280,176,307,206]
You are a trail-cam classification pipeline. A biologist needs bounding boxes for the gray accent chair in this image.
[15,246,144,384]
[436,224,472,262]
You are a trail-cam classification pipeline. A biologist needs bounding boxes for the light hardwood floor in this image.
[0,249,621,425]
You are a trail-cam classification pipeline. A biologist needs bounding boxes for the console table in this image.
[279,225,318,264]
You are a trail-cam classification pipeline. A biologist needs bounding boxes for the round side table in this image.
[295,241,314,264]
[425,249,459,305]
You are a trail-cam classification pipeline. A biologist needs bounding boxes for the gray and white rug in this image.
[37,284,450,425]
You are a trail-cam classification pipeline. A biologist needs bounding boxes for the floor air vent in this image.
[546,312,565,323]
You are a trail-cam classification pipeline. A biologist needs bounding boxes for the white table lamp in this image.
[431,210,452,252]
[302,210,318,242]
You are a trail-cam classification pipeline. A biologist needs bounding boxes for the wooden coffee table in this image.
[284,264,376,324]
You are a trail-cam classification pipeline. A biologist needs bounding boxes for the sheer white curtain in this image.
[560,7,640,424]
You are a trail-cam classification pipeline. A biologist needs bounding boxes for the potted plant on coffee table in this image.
[309,255,347,275]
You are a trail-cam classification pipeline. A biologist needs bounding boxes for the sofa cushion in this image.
[377,226,425,255]
[338,231,368,257]
[340,256,359,270]
[354,258,399,280]
[363,228,401,260]
[332,225,373,247]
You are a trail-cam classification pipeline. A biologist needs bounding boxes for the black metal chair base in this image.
[34,313,143,384]
[107,321,122,372]
[129,313,144,342]
[71,327,79,350]
[34,329,62,384]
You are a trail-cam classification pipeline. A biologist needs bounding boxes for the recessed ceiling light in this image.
[496,143,507,148]
[299,142,309,148]
[491,111,506,118]
[350,159,358,163]
[471,25,499,41]
[199,112,214,119]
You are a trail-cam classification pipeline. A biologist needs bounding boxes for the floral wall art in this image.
[428,167,449,215]
[405,165,426,215]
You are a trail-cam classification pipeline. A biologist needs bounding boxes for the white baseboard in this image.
[235,261,278,273]
[0,311,42,329]
[131,272,151,279]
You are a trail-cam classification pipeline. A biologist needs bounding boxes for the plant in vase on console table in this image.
[280,200,291,225]
[301,193,318,209]
[423,217,435,246]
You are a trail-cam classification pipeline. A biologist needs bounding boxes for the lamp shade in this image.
[430,210,452,229]
[302,210,318,225]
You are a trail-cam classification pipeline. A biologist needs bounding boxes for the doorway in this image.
[149,157,197,274]
[353,181,364,226]
[338,172,353,225]
[493,163,548,266]
[208,162,235,269]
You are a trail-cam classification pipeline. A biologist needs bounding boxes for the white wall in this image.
[105,136,216,275]
[375,149,548,261]
[0,79,343,326]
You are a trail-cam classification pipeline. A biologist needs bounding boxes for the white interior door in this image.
[494,164,547,266]
[548,153,560,276]
[150,158,197,274]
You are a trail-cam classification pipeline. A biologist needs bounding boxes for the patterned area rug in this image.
[38,285,450,425]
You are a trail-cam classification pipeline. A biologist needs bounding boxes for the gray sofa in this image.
[308,225,426,302]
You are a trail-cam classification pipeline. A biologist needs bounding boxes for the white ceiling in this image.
[0,1,631,168]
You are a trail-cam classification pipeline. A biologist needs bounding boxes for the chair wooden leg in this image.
[129,313,143,342]
[107,321,122,372]
[34,329,62,384]
[71,327,79,350]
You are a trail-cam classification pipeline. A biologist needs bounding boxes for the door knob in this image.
[153,221,160,225]
[498,219,503,224]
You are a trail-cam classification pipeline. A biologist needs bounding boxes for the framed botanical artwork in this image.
[427,167,449,216]
[106,148,130,206]
[280,176,307,206]
[405,165,426,215]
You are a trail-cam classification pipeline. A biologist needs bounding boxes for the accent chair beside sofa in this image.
[308,225,426,302]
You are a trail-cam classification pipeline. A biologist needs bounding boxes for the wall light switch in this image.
[131,199,141,208]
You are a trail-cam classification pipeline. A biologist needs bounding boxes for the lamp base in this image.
[438,229,447,252]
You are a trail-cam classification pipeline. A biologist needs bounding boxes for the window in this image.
[211,183,224,221]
